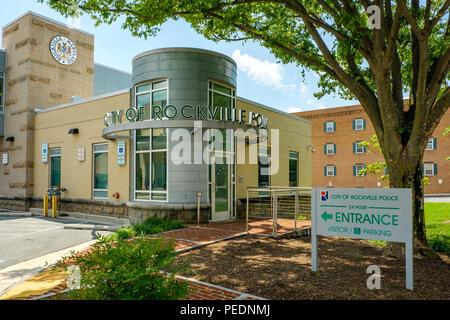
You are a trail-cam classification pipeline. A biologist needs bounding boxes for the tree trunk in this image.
[384,157,438,259]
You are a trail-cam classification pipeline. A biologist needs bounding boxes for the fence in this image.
[245,187,311,236]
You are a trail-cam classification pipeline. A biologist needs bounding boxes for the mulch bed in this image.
[177,235,450,300]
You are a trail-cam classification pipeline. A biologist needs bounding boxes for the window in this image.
[258,147,270,188]
[324,165,336,177]
[207,81,236,151]
[423,163,437,176]
[135,80,167,120]
[289,152,298,186]
[324,143,336,155]
[134,80,168,201]
[49,148,61,187]
[208,81,236,117]
[0,74,4,113]
[353,118,366,130]
[324,121,336,133]
[353,141,366,154]
[93,144,108,198]
[353,164,366,176]
[425,138,437,151]
[135,128,168,201]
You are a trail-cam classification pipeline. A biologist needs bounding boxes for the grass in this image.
[424,203,450,254]
[99,217,185,242]
[366,203,450,254]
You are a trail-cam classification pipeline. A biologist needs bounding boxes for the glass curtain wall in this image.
[134,80,168,201]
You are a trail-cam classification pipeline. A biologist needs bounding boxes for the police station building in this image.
[0,12,311,223]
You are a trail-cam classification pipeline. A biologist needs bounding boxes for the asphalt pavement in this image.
[0,216,110,270]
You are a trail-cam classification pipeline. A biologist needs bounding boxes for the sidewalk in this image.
[0,240,97,298]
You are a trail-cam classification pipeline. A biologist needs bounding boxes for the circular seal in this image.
[49,36,78,65]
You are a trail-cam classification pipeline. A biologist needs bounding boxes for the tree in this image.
[41,0,450,256]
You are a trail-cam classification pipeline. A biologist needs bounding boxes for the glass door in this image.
[210,152,232,221]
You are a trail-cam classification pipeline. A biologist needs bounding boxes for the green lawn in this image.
[360,203,450,254]
[424,203,450,254]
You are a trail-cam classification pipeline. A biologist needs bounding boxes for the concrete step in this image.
[29,208,130,226]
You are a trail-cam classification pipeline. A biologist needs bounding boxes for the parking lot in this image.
[0,215,110,270]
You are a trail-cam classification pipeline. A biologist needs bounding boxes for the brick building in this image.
[294,105,450,194]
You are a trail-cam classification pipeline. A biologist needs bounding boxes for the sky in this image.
[0,0,360,113]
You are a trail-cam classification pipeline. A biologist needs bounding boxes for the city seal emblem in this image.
[49,36,78,65]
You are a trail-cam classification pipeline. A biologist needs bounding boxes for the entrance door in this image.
[210,152,232,221]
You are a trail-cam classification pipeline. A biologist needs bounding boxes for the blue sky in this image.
[0,0,360,113]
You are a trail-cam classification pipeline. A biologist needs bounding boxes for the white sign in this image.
[117,140,126,166]
[2,153,8,165]
[311,188,413,290]
[77,147,85,162]
[41,143,48,163]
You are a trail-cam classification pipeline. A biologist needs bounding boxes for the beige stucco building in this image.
[0,12,312,223]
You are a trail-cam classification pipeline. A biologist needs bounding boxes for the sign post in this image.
[311,188,413,290]
[196,191,202,226]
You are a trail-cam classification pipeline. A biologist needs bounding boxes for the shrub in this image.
[58,238,191,300]
[100,217,185,242]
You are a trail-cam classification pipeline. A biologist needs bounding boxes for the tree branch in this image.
[427,0,450,31]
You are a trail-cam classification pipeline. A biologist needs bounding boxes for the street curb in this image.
[0,212,32,217]
[63,224,122,231]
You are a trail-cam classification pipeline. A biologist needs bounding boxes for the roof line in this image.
[237,96,311,124]
[132,47,237,66]
[2,11,94,37]
[35,89,129,114]
[94,62,131,75]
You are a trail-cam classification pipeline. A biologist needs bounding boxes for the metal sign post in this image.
[197,191,202,226]
[311,188,413,290]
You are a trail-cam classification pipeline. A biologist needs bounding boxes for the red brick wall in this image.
[294,105,450,194]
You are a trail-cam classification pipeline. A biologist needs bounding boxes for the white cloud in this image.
[306,99,325,109]
[288,107,302,113]
[232,50,296,89]
[300,82,308,95]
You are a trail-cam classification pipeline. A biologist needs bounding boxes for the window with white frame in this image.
[355,141,365,153]
[93,143,108,198]
[423,163,436,176]
[354,118,365,130]
[325,121,335,133]
[425,138,437,151]
[354,164,366,176]
[134,80,168,201]
[325,143,336,155]
[325,165,336,176]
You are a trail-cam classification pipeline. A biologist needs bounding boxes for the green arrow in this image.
[321,211,333,222]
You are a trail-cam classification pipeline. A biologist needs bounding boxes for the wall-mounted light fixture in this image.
[307,144,315,152]
[5,136,14,142]
[68,128,79,135]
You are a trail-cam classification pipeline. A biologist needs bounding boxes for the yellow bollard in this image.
[51,195,57,218]
[43,194,48,217]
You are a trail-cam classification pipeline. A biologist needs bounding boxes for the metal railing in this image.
[246,186,311,235]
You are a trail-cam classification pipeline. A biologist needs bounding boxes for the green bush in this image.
[428,235,450,255]
[100,217,185,242]
[59,238,191,300]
